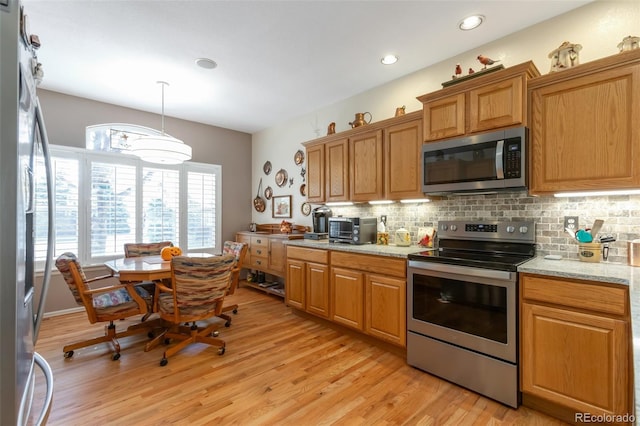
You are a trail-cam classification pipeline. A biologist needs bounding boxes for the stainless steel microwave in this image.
[422,127,527,194]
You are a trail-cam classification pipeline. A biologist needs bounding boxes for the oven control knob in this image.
[450,225,457,231]
[519,226,529,234]
[506,226,515,233]
[441,224,448,231]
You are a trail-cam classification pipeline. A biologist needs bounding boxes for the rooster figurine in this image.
[454,63,462,78]
[477,54,500,69]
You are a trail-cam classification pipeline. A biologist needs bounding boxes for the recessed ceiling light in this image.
[381,54,398,65]
[195,58,217,69]
[459,15,484,31]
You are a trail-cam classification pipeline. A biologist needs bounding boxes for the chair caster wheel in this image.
[218,346,225,355]
[160,358,168,366]
[147,331,155,339]
[164,338,171,345]
[225,321,231,327]
[211,331,219,337]
[112,353,121,361]
[232,309,238,314]
[64,350,74,359]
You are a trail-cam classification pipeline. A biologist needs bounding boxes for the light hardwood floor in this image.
[31,287,567,425]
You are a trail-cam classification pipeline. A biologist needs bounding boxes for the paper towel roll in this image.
[628,240,640,266]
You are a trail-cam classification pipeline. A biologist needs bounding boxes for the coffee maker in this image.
[306,206,332,239]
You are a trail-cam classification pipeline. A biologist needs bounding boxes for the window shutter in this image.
[187,171,217,250]
[142,167,180,244]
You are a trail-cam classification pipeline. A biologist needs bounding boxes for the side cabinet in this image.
[528,49,640,194]
[520,274,631,422]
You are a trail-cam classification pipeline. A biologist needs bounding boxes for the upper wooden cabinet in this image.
[528,49,640,195]
[303,111,423,202]
[417,61,540,142]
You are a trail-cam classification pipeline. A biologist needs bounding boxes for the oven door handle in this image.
[408,260,513,281]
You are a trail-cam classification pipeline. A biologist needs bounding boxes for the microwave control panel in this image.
[504,140,521,178]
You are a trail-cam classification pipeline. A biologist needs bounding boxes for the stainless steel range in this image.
[407,220,535,408]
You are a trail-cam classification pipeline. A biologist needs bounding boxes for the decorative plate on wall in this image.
[294,149,305,166]
[264,186,273,200]
[299,184,306,196]
[263,161,272,175]
[301,202,311,216]
[275,169,288,187]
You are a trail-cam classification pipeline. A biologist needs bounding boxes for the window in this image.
[34,145,221,267]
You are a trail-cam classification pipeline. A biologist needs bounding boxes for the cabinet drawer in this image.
[331,251,406,278]
[287,246,328,264]
[521,274,627,317]
[251,236,269,248]
[250,255,268,269]
[250,239,269,257]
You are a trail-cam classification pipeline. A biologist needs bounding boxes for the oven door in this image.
[407,260,517,363]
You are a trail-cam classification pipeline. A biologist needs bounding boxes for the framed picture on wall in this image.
[272,195,292,218]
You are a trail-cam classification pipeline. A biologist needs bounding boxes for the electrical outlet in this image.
[564,216,579,231]
[380,215,387,225]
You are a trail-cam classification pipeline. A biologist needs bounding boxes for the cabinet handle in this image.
[256,249,262,255]
[256,260,262,265]
[256,239,262,244]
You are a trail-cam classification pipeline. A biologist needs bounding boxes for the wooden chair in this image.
[55,252,155,361]
[218,241,248,327]
[147,254,236,366]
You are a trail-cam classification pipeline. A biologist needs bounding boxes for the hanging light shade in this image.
[129,81,192,165]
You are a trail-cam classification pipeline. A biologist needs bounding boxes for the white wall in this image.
[251,0,640,229]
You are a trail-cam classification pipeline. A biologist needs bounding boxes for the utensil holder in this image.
[578,242,601,262]
[628,240,640,266]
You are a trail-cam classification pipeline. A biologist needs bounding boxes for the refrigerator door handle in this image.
[32,99,54,342]
[33,352,53,426]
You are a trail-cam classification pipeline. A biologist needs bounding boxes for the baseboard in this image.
[43,306,84,318]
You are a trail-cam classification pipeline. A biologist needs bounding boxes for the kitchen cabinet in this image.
[306,143,324,203]
[303,111,423,202]
[528,49,640,194]
[417,61,540,142]
[331,251,407,347]
[285,246,330,318]
[349,129,383,201]
[520,274,631,422]
[384,117,424,200]
[236,231,305,297]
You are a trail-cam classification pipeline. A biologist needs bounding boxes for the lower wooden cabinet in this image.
[520,274,631,422]
[286,246,329,318]
[331,267,364,330]
[365,274,406,347]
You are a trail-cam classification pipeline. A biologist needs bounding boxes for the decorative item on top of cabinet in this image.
[441,63,505,88]
[618,35,639,52]
[477,54,501,69]
[348,112,372,128]
[327,122,336,135]
[395,105,406,116]
[548,41,582,73]
[528,49,640,195]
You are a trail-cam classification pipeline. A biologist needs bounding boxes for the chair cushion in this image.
[92,286,150,308]
[222,241,244,260]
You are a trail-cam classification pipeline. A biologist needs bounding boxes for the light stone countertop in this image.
[518,256,640,418]
[284,239,427,258]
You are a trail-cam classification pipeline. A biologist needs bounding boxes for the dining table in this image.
[104,253,215,283]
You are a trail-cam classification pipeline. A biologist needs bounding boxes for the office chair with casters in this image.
[218,241,248,327]
[55,252,154,361]
[146,254,236,366]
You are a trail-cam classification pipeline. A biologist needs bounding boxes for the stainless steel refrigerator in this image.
[1,0,54,424]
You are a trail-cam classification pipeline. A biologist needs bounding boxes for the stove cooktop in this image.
[408,248,534,272]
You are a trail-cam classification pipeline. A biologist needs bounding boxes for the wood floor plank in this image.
[29,287,568,425]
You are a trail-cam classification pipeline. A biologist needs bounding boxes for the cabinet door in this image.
[423,93,465,141]
[285,259,305,310]
[365,274,406,347]
[306,262,329,318]
[468,76,524,133]
[325,138,349,202]
[529,63,640,194]
[385,118,423,200]
[349,129,383,201]
[306,144,324,203]
[331,267,364,330]
[235,234,251,267]
[268,238,286,273]
[522,303,629,416]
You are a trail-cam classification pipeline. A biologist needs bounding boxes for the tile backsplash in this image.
[328,190,640,264]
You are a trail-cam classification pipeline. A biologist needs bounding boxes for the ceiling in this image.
[22,1,591,134]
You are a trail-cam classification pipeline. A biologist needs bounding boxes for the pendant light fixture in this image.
[129,81,192,165]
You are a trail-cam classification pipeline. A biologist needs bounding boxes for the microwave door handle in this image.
[495,139,504,179]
